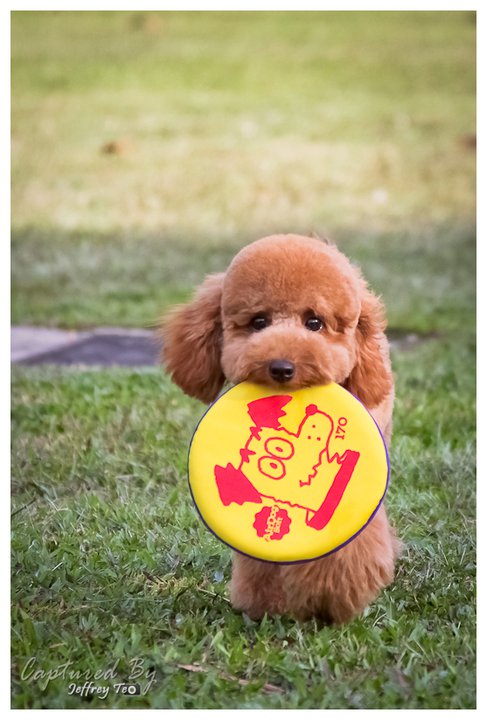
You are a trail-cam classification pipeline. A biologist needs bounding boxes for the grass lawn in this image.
[11,10,476,709]
[11,337,476,709]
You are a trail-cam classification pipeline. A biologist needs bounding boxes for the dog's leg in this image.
[229,552,284,619]
[280,505,401,623]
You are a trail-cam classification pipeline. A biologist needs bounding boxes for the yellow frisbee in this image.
[188,382,389,563]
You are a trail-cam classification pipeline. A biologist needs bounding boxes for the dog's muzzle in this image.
[268,359,295,383]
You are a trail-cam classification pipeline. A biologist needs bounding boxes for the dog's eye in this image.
[305,316,324,332]
[250,315,269,331]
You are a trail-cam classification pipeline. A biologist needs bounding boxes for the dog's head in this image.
[161,234,392,408]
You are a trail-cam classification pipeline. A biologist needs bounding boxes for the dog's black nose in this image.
[269,359,295,383]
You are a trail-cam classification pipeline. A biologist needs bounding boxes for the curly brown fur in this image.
[161,273,226,403]
[161,233,400,624]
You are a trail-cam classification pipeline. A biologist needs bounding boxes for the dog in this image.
[161,233,400,623]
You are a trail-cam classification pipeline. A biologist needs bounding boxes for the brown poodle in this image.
[162,234,401,624]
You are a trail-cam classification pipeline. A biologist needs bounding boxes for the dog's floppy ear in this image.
[344,287,392,409]
[160,273,225,403]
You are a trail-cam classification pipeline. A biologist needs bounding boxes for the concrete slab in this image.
[12,327,158,367]
[11,326,89,362]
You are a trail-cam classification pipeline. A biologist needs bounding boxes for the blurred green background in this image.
[11,11,476,710]
[11,10,475,331]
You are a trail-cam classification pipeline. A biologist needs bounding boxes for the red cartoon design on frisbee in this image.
[214,396,360,537]
[253,505,292,541]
